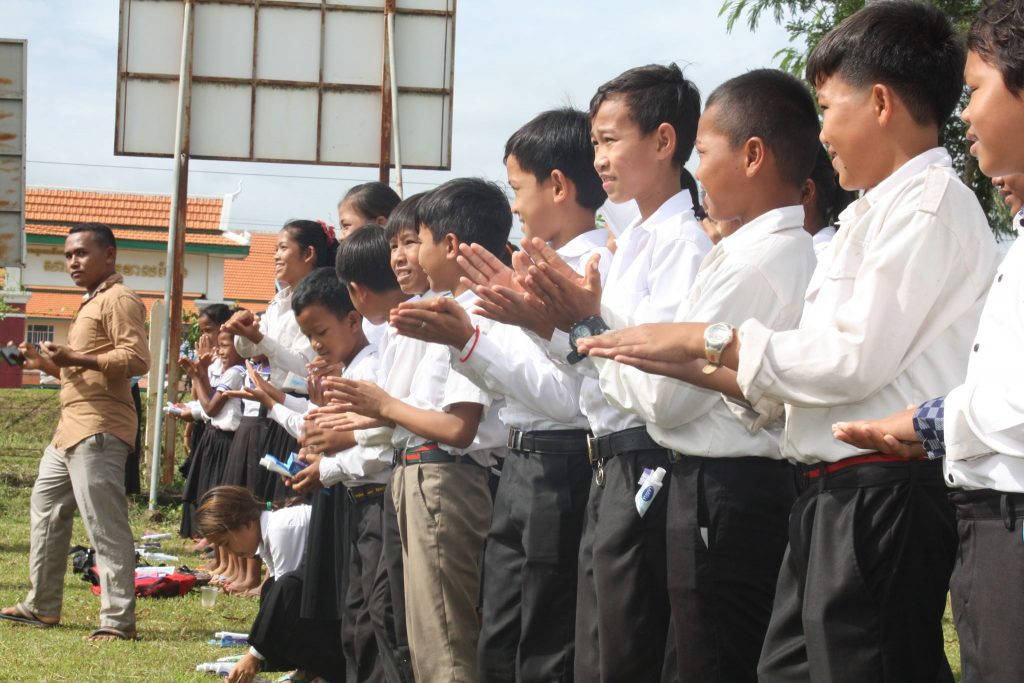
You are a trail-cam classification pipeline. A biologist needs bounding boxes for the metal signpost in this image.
[0,39,26,269]
[115,0,457,510]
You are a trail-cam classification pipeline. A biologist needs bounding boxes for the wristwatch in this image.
[567,315,610,364]
[702,322,734,374]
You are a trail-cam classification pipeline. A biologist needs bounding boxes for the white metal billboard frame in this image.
[114,0,456,171]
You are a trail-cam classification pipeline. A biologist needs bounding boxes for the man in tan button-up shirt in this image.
[0,223,149,641]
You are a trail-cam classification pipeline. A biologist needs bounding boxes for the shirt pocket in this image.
[69,306,105,354]
[809,239,866,315]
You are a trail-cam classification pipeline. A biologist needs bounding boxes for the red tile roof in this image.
[26,288,203,320]
[223,231,277,313]
[25,188,242,247]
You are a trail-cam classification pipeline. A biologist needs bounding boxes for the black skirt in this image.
[179,420,208,538]
[300,484,350,621]
[180,425,233,538]
[257,420,300,504]
[222,416,268,491]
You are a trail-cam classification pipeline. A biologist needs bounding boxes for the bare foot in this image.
[227,577,260,594]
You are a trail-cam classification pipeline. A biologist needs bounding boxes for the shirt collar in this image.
[630,190,695,235]
[345,343,374,374]
[843,147,951,223]
[719,205,806,252]
[454,288,476,307]
[555,228,607,258]
[83,273,123,301]
[270,284,293,306]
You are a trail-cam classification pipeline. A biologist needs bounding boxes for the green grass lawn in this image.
[0,389,260,682]
[0,388,963,681]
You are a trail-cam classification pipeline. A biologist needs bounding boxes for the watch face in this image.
[706,325,732,345]
[571,322,591,342]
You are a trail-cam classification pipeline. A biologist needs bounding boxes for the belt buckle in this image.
[586,435,598,465]
[507,428,524,452]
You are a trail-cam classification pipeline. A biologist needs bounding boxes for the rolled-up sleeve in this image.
[97,294,149,377]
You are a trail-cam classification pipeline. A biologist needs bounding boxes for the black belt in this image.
[585,426,675,466]
[346,483,387,504]
[951,489,1023,529]
[507,427,589,455]
[393,442,474,466]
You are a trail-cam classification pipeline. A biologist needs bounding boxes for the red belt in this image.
[802,453,926,479]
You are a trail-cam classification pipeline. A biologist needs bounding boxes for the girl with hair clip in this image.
[194,486,341,683]
[337,181,401,239]
[224,220,339,508]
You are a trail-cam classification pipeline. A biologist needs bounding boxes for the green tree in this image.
[720,0,1015,235]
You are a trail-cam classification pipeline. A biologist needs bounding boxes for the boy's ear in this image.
[549,169,572,205]
[743,137,768,178]
[444,233,460,260]
[345,309,362,330]
[871,83,896,127]
[654,122,678,162]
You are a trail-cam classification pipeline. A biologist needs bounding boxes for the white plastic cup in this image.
[200,585,220,608]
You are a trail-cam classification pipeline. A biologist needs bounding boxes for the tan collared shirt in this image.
[52,273,150,451]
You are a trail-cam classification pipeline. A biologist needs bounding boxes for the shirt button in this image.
[948,474,954,483]
[998,274,1004,282]
[973,343,980,352]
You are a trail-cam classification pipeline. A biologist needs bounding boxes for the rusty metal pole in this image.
[378,0,394,186]
[149,0,195,510]
[386,2,403,198]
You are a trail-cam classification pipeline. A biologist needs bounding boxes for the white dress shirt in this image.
[208,364,245,432]
[595,206,816,458]
[268,395,312,440]
[391,290,504,467]
[363,318,387,349]
[549,194,713,437]
[944,236,1024,493]
[235,286,313,393]
[453,230,607,433]
[187,358,224,422]
[736,149,999,464]
[257,505,312,579]
[317,344,392,487]
[812,225,837,258]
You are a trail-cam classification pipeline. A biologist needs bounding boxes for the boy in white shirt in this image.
[833,3,1024,679]
[505,64,711,682]
[392,108,608,683]
[579,69,821,682]
[576,4,1000,681]
[327,179,512,683]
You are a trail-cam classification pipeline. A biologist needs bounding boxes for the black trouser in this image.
[370,473,415,683]
[477,444,591,683]
[667,456,797,682]
[757,459,956,683]
[249,571,346,681]
[949,488,1024,682]
[574,446,675,683]
[342,488,387,683]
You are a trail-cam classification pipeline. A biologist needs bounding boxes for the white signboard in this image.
[0,39,26,267]
[115,0,455,169]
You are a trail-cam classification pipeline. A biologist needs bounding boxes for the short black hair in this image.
[504,108,607,211]
[340,182,402,220]
[283,220,339,268]
[291,267,356,320]
[69,222,116,250]
[705,69,822,187]
[335,224,400,293]
[589,63,702,168]
[805,0,965,127]
[417,178,512,259]
[384,193,427,242]
[968,0,1024,95]
[199,303,233,325]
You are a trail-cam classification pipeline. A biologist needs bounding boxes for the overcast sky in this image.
[2,0,793,234]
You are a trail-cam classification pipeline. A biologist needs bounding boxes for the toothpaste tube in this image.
[635,467,666,518]
[141,532,172,541]
[260,453,304,479]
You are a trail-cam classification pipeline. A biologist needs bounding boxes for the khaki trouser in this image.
[26,433,136,631]
[393,463,492,683]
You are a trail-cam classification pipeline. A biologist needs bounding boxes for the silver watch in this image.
[702,323,734,374]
